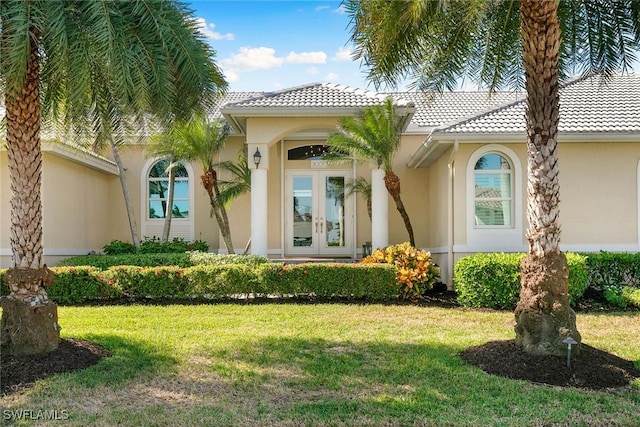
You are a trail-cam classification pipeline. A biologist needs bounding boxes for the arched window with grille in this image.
[141,158,195,240]
[466,145,523,250]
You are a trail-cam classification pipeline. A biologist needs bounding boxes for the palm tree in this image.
[165,118,235,254]
[0,0,226,355]
[346,0,640,356]
[327,97,415,246]
[216,145,253,253]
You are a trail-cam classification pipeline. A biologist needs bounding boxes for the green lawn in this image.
[2,304,639,426]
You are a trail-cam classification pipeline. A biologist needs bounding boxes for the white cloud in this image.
[333,4,348,14]
[222,47,283,73]
[195,18,234,41]
[325,72,339,81]
[285,51,327,64]
[315,5,330,11]
[221,47,328,82]
[306,66,320,75]
[332,46,353,62]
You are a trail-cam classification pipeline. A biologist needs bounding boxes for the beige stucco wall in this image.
[559,142,639,247]
[1,150,118,267]
[446,140,640,257]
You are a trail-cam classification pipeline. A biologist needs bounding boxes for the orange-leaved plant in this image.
[362,242,440,299]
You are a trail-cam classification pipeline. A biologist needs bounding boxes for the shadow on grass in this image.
[68,334,179,388]
[0,334,178,396]
[203,336,640,425]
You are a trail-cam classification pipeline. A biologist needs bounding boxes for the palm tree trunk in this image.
[162,157,176,242]
[110,138,141,249]
[1,33,60,355]
[383,171,415,247]
[514,0,580,356]
[201,170,235,254]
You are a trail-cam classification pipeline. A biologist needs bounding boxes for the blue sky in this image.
[188,0,377,92]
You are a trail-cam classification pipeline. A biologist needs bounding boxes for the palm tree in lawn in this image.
[327,97,415,246]
[166,118,236,254]
[0,0,226,355]
[346,0,640,356]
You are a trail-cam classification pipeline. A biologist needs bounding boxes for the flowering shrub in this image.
[362,242,440,299]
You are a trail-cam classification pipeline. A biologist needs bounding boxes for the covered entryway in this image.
[285,170,354,256]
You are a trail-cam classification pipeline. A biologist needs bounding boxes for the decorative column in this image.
[371,168,388,250]
[250,144,268,257]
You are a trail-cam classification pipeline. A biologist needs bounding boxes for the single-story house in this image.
[2,73,639,285]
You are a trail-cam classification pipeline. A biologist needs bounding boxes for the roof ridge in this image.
[264,82,323,98]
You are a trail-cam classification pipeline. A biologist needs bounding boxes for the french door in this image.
[285,170,353,256]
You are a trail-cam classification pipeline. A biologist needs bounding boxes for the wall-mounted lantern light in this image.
[253,147,262,168]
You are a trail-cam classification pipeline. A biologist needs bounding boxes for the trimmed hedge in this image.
[258,263,397,300]
[0,262,396,304]
[455,252,588,309]
[584,251,640,290]
[59,253,193,270]
[59,251,269,270]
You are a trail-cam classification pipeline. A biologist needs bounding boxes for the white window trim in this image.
[140,157,195,241]
[466,145,523,247]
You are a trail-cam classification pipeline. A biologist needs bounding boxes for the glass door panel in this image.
[293,176,314,247]
[286,171,353,256]
[324,176,345,248]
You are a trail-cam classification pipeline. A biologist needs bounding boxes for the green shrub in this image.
[362,242,440,299]
[623,286,640,308]
[584,251,640,290]
[139,237,209,254]
[455,252,588,309]
[102,266,189,298]
[48,267,123,304]
[186,264,259,297]
[103,239,137,255]
[101,237,209,256]
[59,253,193,270]
[566,253,588,304]
[604,286,628,308]
[0,269,7,296]
[188,251,269,266]
[455,253,523,309]
[258,263,397,300]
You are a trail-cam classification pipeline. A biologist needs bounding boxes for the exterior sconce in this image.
[253,147,262,168]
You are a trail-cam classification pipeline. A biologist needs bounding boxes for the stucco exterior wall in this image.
[1,150,117,267]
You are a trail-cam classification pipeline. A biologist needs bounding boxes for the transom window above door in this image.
[287,145,332,160]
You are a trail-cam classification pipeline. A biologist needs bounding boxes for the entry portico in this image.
[221,83,415,258]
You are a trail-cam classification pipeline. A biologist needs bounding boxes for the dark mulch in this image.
[1,338,111,396]
[461,340,640,391]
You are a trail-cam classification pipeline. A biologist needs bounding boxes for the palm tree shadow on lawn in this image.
[1,304,638,397]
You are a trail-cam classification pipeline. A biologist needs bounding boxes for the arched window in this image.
[147,159,190,219]
[473,152,513,227]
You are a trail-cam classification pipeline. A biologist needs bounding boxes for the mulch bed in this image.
[1,291,638,397]
[1,338,111,396]
[461,340,639,391]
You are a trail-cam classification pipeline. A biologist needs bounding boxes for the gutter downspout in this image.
[447,140,459,289]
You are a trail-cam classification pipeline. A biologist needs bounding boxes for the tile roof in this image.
[223,83,398,109]
[438,73,640,135]
[386,91,523,129]
[209,91,263,118]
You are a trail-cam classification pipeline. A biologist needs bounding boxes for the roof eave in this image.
[42,141,119,175]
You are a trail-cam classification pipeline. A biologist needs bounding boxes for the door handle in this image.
[320,217,324,233]
[315,220,318,233]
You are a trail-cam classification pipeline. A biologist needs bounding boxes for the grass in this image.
[1,304,639,426]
